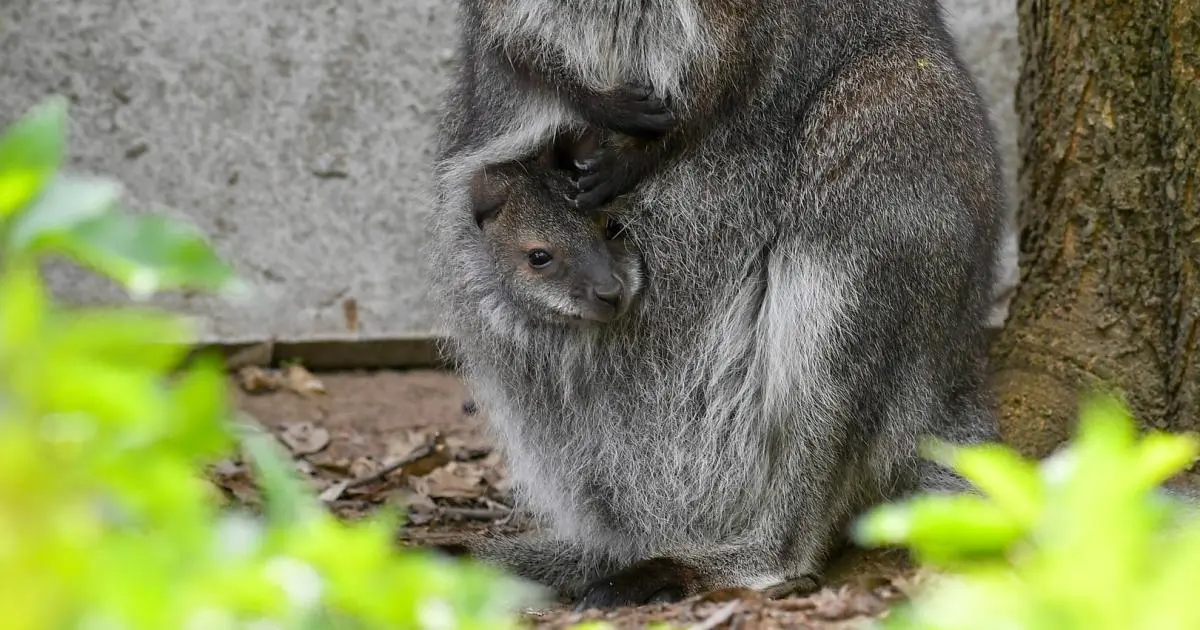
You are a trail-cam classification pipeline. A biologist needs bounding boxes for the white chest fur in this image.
[483,0,713,97]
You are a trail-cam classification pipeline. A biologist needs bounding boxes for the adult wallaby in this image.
[425,0,1007,611]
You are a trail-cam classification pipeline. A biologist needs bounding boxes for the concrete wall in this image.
[942,0,1022,329]
[0,0,1020,346]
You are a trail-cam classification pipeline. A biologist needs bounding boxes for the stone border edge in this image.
[194,336,456,372]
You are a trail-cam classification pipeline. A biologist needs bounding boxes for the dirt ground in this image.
[215,368,924,629]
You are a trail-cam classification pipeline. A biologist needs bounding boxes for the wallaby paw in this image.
[596,83,677,137]
[567,149,628,212]
[574,557,699,610]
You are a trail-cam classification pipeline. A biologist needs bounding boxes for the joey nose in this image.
[592,282,623,309]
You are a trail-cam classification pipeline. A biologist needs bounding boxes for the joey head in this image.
[469,144,643,327]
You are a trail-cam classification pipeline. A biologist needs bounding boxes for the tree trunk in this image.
[993,0,1199,459]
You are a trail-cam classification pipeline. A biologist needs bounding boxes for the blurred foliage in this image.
[853,394,1200,630]
[0,97,541,630]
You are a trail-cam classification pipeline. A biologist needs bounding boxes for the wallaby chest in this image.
[480,0,711,95]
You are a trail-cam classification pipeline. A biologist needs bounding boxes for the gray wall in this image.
[0,0,1020,345]
[943,0,1022,329]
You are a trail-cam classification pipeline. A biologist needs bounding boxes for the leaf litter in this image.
[215,369,920,628]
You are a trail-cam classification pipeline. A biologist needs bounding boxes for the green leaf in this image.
[1074,392,1137,455]
[238,417,324,526]
[167,352,234,459]
[5,173,122,252]
[922,440,1044,526]
[0,96,68,219]
[853,494,1023,564]
[33,357,166,430]
[41,209,238,298]
[45,307,195,373]
[1132,432,1200,491]
[0,260,47,356]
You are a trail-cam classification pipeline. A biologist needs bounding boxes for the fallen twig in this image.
[313,433,453,504]
[344,432,447,491]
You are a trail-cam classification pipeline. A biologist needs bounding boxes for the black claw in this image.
[575,157,602,172]
[574,196,596,211]
[577,173,604,192]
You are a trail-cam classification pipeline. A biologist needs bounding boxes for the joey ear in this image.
[473,198,504,228]
[469,168,507,228]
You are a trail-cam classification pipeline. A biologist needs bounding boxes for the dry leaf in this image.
[215,472,262,507]
[481,451,511,494]
[211,458,242,477]
[385,430,427,462]
[392,434,452,478]
[284,364,326,396]
[238,366,282,393]
[319,481,351,503]
[808,586,887,620]
[278,421,331,456]
[349,456,378,479]
[312,457,353,476]
[412,462,487,499]
[444,434,492,460]
[391,490,439,525]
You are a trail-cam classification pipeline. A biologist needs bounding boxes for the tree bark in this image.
[993,0,1199,459]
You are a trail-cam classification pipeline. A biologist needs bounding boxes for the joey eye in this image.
[527,249,553,268]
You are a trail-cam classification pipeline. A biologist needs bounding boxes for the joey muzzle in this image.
[578,273,628,320]
[591,280,623,309]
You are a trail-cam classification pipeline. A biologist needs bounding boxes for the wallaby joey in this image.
[470,145,644,327]
[428,0,1008,612]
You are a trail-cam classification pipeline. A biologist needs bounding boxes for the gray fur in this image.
[424,0,1006,605]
